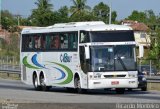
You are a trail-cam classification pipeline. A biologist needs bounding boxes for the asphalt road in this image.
[0,79,160,109]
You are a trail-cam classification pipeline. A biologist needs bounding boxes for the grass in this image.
[147,82,160,91]
[0,72,20,80]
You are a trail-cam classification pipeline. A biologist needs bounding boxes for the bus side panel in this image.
[41,52,79,88]
[21,52,39,85]
[21,51,88,89]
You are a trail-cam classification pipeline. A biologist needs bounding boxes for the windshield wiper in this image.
[117,56,127,71]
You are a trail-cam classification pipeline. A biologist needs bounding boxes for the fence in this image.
[0,56,19,65]
[0,56,20,76]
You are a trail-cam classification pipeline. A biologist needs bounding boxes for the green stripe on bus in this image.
[23,56,40,69]
[50,62,73,85]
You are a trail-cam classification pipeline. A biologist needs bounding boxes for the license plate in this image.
[111,81,119,85]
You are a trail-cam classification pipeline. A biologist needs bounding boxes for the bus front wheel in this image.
[74,77,83,93]
[74,77,86,93]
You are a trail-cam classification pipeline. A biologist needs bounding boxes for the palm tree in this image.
[34,0,53,11]
[70,0,90,16]
[31,0,54,26]
[93,2,110,23]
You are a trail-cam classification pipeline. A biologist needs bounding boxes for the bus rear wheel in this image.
[33,74,41,91]
[40,74,51,91]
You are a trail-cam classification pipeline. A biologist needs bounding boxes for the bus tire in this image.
[116,88,125,94]
[40,74,51,91]
[33,74,41,91]
[74,77,86,93]
[141,87,147,91]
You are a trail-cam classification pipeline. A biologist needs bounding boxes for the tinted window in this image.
[79,46,90,73]
[90,31,134,42]
[21,32,78,52]
[80,31,90,43]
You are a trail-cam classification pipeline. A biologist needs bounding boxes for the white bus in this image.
[20,21,138,94]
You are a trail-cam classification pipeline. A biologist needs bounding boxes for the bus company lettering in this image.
[60,53,72,63]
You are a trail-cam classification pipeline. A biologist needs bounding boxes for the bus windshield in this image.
[91,45,136,72]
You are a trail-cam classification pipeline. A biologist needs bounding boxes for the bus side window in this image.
[45,35,50,50]
[69,33,78,49]
[41,35,46,49]
[28,35,34,50]
[28,37,32,49]
[50,34,60,49]
[80,32,85,43]
[22,35,28,51]
[54,35,60,49]
[80,31,89,43]
[34,36,40,49]
[60,33,68,49]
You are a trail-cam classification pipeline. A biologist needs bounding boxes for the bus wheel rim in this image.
[35,77,38,88]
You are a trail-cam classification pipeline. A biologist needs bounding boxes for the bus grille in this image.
[22,65,27,80]
[104,74,126,78]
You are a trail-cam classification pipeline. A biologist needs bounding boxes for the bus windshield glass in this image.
[91,45,136,72]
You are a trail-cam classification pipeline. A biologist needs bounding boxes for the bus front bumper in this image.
[88,78,138,89]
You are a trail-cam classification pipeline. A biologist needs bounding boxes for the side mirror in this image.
[138,45,144,58]
[85,45,90,59]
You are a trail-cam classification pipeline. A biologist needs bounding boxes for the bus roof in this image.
[21,21,132,34]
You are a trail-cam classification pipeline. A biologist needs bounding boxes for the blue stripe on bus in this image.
[32,54,45,68]
[53,67,66,80]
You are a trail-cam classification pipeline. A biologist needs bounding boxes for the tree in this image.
[93,2,117,24]
[127,10,147,23]
[111,11,117,23]
[148,29,160,59]
[70,11,96,22]
[145,10,157,26]
[70,0,91,17]
[126,10,158,25]
[1,10,16,30]
[20,18,32,26]
[30,0,54,26]
[56,6,70,23]
[147,28,160,70]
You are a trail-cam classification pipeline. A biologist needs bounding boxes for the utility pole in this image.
[17,15,20,26]
[14,14,21,26]
[0,0,1,26]
[109,3,112,24]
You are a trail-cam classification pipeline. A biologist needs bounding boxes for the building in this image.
[122,20,150,47]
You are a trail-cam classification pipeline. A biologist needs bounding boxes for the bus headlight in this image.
[89,75,93,79]
[94,73,102,78]
[88,73,94,79]
[142,77,146,81]
[129,74,136,78]
[89,73,101,79]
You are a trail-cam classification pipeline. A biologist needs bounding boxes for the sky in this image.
[1,0,160,20]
